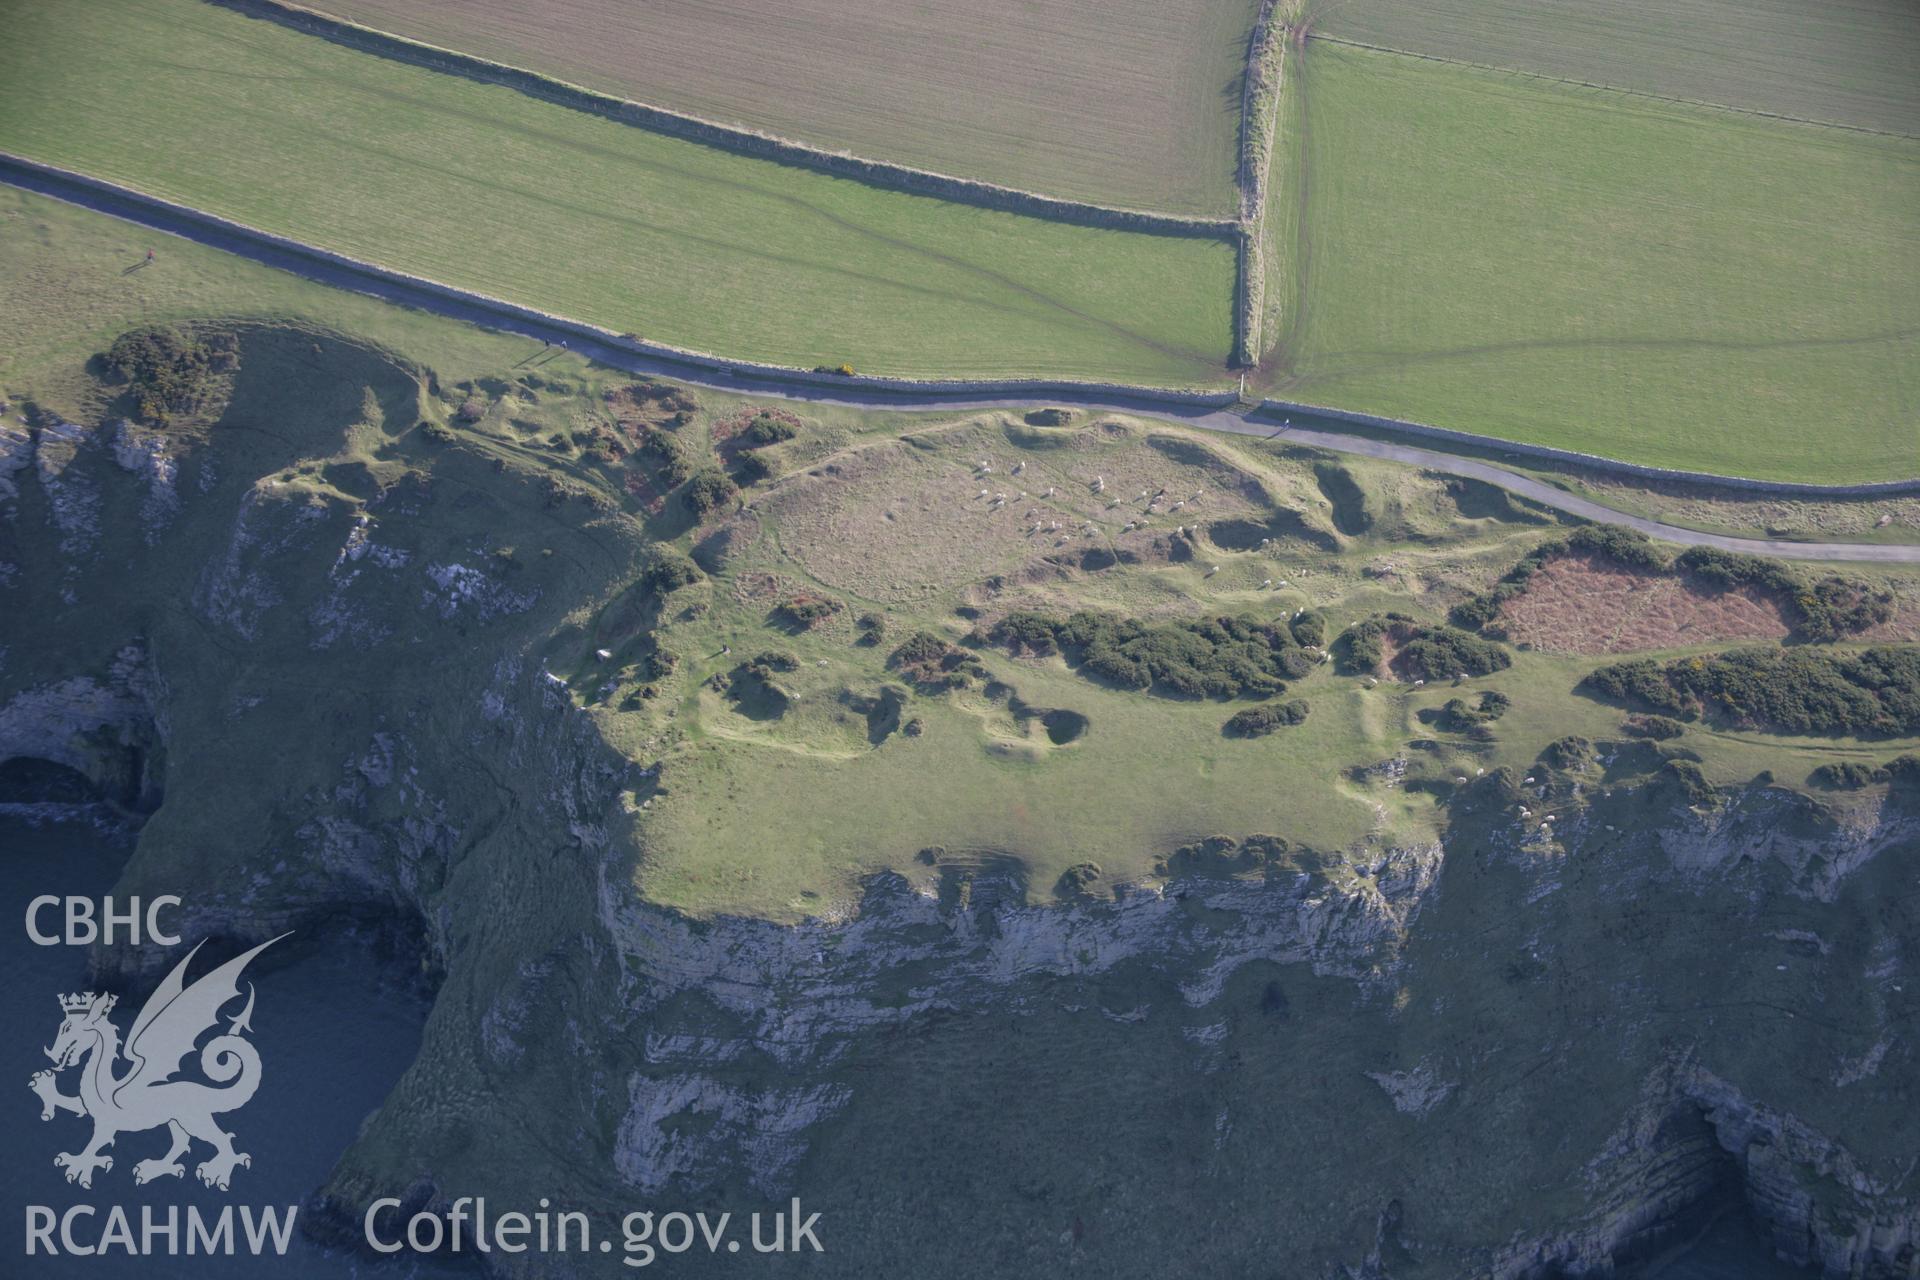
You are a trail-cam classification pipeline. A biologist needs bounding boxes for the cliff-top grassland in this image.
[3,189,1918,1276]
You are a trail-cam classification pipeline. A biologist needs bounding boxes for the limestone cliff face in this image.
[0,645,166,813]
[1491,1059,1916,1279]
[2,330,1915,1279]
[602,841,1442,1200]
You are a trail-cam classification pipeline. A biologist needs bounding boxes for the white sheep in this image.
[1261,578,1273,589]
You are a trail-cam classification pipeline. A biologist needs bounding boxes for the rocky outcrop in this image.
[0,644,166,811]
[1656,782,1920,901]
[1493,1059,1918,1279]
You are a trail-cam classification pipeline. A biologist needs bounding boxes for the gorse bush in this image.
[989,611,1315,700]
[682,467,737,516]
[738,413,796,447]
[1583,646,1920,736]
[1437,689,1509,732]
[638,547,703,596]
[730,451,771,485]
[1540,735,1596,772]
[1336,615,1510,681]
[1808,761,1885,790]
[1224,700,1310,737]
[103,326,238,425]
[1395,626,1510,683]
[1289,610,1327,649]
[635,425,697,487]
[887,631,986,691]
[774,595,841,628]
[1622,714,1685,741]
[1335,615,1396,674]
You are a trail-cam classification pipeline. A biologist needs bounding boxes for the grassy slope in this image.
[7,186,1919,921]
[0,186,527,399]
[0,0,1233,385]
[320,0,1260,216]
[1315,0,1920,136]
[1267,43,1920,483]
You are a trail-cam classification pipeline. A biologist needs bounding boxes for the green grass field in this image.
[1265,42,1920,483]
[1315,0,1920,135]
[0,0,1234,385]
[320,0,1260,216]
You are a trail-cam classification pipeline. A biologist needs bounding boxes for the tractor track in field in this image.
[6,153,1920,567]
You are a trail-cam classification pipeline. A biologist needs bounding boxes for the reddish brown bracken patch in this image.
[1496,554,1791,654]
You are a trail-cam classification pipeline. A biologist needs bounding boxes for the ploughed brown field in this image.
[316,0,1259,216]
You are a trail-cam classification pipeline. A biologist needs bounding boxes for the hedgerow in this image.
[1583,646,1920,736]
[988,611,1314,700]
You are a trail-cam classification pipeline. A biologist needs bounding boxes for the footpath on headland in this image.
[5,152,1918,566]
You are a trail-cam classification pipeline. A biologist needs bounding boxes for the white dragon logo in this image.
[27,935,285,1191]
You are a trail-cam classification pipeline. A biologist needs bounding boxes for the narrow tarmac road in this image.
[8,163,1918,566]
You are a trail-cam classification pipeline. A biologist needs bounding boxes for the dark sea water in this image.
[0,817,469,1278]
